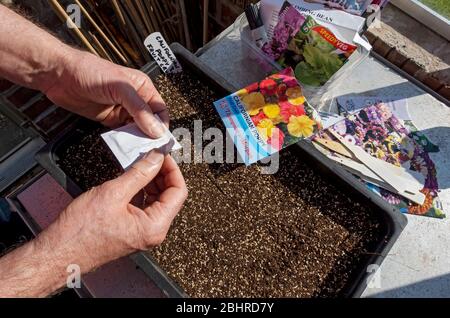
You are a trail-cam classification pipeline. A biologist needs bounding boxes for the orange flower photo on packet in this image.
[241,68,322,149]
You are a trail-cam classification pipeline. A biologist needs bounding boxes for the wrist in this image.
[34,44,80,94]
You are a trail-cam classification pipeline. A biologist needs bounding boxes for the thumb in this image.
[113,149,165,200]
[117,83,166,138]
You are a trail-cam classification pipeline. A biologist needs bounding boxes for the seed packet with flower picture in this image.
[315,102,444,218]
[213,68,322,165]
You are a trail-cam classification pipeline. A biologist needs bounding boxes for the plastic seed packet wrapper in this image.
[213,68,322,165]
[261,0,367,41]
[262,1,360,88]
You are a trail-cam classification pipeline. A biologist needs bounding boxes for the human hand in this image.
[35,150,187,274]
[44,50,168,138]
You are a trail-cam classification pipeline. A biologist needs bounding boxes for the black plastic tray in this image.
[36,43,407,298]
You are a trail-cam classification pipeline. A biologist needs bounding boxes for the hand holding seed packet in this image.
[262,1,357,87]
[213,68,322,165]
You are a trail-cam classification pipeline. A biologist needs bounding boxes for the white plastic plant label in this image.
[101,121,182,170]
[144,32,183,74]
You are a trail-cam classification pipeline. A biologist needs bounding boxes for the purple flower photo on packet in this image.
[262,2,306,60]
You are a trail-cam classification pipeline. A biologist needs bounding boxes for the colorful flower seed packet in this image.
[213,68,322,165]
[316,101,444,218]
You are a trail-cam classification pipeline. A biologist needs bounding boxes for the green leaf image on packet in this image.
[262,1,357,87]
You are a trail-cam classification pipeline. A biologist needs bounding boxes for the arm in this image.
[0,5,188,297]
[0,5,68,92]
[0,4,167,138]
[0,151,188,297]
[0,235,76,297]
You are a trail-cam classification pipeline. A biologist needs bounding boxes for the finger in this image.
[101,106,132,128]
[116,82,166,138]
[130,73,169,128]
[138,77,169,128]
[145,156,187,219]
[111,149,165,200]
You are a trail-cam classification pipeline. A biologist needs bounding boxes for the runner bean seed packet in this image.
[262,1,358,87]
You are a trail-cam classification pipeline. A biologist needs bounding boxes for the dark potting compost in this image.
[57,70,384,298]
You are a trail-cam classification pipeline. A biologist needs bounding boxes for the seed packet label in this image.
[144,32,182,74]
[336,96,411,120]
[318,111,344,129]
[305,0,372,16]
[213,68,322,166]
[101,120,182,170]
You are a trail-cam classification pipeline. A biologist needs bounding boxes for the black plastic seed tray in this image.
[36,43,406,298]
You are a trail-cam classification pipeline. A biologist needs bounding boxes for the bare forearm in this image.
[0,5,76,92]
[0,239,67,297]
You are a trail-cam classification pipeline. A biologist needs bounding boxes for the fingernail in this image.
[144,149,164,165]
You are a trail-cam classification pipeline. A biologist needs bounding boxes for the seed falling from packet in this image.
[101,119,181,170]
[213,68,322,165]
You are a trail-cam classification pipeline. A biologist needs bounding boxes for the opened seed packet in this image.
[262,1,357,87]
[213,68,322,165]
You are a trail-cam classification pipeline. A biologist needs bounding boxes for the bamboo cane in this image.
[111,0,126,28]
[48,0,98,56]
[135,0,154,34]
[88,31,114,62]
[74,0,128,64]
[203,0,209,45]
[178,0,192,50]
[151,0,177,41]
[122,0,148,39]
[84,0,135,66]
[118,0,151,63]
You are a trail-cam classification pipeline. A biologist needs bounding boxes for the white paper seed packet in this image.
[101,122,181,170]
